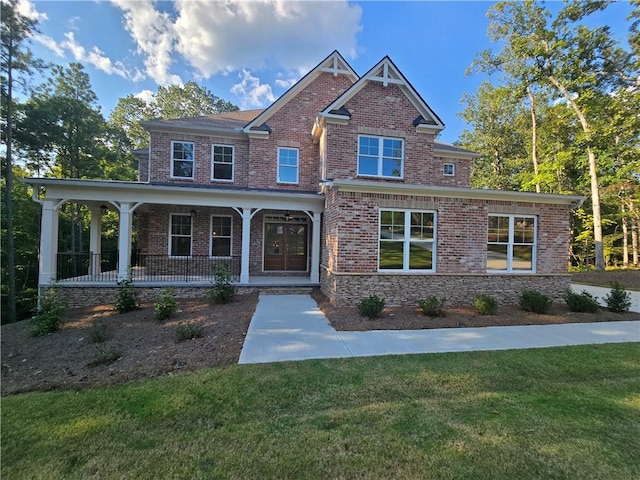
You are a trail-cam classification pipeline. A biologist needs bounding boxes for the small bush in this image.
[417,296,446,317]
[176,323,204,342]
[473,294,497,315]
[31,287,67,336]
[114,277,139,313]
[154,287,178,321]
[519,290,551,314]
[87,346,122,368]
[605,281,631,313]
[89,321,108,343]
[564,289,600,313]
[357,294,386,319]
[207,264,237,304]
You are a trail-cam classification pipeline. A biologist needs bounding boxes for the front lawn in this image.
[3,343,639,479]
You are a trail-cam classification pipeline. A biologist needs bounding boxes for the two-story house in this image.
[25,51,583,307]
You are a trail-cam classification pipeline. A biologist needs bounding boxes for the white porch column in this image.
[310,212,321,283]
[117,202,132,281]
[89,206,102,277]
[240,208,252,284]
[39,199,59,285]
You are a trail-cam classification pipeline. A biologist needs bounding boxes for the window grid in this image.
[169,214,193,257]
[358,136,404,178]
[443,163,455,176]
[487,215,536,272]
[171,141,195,179]
[379,209,435,272]
[212,145,234,181]
[277,147,299,184]
[210,215,232,257]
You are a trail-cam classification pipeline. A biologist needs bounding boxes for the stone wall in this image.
[321,267,571,307]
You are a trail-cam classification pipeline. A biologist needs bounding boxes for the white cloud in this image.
[32,33,64,57]
[173,1,362,78]
[110,0,182,85]
[61,32,129,79]
[134,89,155,105]
[16,0,47,21]
[275,76,298,89]
[231,69,276,109]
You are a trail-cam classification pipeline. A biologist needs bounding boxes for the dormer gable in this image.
[243,50,358,137]
[316,56,445,136]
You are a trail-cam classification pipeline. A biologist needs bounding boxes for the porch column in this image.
[89,206,102,277]
[310,212,321,283]
[117,202,132,281]
[39,199,59,285]
[240,208,252,284]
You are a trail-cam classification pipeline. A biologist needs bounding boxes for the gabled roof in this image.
[433,141,481,158]
[319,56,445,132]
[243,50,358,135]
[140,109,264,134]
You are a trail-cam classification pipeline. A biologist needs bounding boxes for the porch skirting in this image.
[320,266,572,307]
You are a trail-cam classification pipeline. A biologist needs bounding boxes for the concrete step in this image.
[257,286,315,295]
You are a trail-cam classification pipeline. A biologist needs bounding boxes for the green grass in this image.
[3,343,640,479]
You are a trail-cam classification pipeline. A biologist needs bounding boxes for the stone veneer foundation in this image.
[320,267,571,307]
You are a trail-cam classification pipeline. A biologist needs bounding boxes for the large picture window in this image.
[358,136,404,178]
[212,144,234,181]
[487,215,536,272]
[379,209,435,271]
[277,147,299,184]
[169,214,192,257]
[171,141,194,178]
[210,215,232,257]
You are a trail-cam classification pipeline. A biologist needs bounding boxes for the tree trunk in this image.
[527,86,541,193]
[631,201,639,267]
[548,75,605,270]
[621,200,629,268]
[4,35,16,322]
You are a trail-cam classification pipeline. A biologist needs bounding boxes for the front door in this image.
[264,222,308,271]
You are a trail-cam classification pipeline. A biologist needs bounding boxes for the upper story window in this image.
[379,209,435,271]
[358,136,404,179]
[212,144,234,181]
[211,215,232,257]
[171,141,195,179]
[443,163,455,176]
[169,214,192,257]
[487,215,536,272]
[278,147,299,184]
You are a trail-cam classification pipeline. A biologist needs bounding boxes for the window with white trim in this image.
[443,163,455,176]
[277,147,299,183]
[169,214,192,257]
[171,141,194,178]
[487,215,536,272]
[212,144,234,181]
[211,215,232,257]
[379,209,435,271]
[358,136,404,178]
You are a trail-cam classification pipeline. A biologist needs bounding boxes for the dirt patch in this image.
[1,293,258,396]
[311,290,638,332]
[571,270,640,290]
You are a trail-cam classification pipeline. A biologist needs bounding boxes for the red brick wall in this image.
[324,82,472,187]
[248,72,354,191]
[136,152,149,182]
[148,132,250,187]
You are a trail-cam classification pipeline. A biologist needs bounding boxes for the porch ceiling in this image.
[22,178,325,212]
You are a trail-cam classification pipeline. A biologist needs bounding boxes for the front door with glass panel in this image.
[264,222,308,271]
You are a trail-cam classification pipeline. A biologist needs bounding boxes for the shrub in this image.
[357,294,386,319]
[114,277,139,314]
[89,321,108,343]
[417,296,446,317]
[563,289,600,313]
[154,287,178,321]
[207,264,237,304]
[31,287,67,336]
[176,323,204,342]
[604,281,631,313]
[87,346,122,368]
[519,290,551,314]
[473,294,498,315]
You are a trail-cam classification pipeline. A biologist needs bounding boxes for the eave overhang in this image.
[324,178,585,207]
[139,121,246,138]
[21,178,325,212]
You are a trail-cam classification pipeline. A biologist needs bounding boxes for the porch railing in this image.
[55,252,240,283]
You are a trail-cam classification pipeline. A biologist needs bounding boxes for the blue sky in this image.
[18,0,635,144]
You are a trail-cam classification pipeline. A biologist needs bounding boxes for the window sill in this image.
[211,179,234,183]
[357,174,404,181]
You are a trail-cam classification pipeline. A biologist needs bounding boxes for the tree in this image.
[1,0,43,323]
[470,0,634,270]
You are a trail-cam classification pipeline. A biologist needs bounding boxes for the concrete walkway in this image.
[571,283,640,313]
[238,294,640,365]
